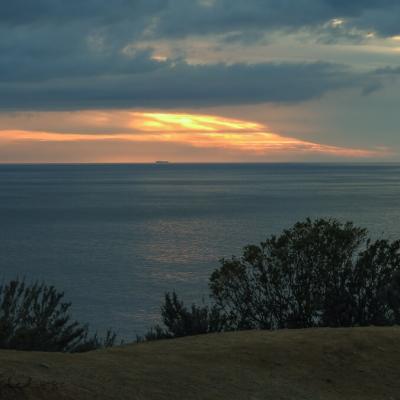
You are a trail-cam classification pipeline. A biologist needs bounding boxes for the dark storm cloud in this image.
[0,61,380,111]
[3,0,397,35]
[0,0,398,111]
[0,0,165,26]
[154,0,400,38]
[0,31,161,83]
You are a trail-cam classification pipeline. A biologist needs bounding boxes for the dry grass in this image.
[0,327,399,400]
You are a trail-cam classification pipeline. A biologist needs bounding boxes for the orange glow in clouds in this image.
[0,111,383,161]
[130,112,264,133]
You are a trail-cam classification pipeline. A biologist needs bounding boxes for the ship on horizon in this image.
[155,160,170,164]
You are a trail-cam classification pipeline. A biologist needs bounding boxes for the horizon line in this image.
[0,161,398,166]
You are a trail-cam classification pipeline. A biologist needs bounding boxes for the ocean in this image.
[0,163,399,338]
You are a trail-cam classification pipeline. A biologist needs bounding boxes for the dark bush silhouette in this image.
[210,218,400,329]
[148,218,400,339]
[0,279,116,352]
[142,292,224,341]
[386,270,400,323]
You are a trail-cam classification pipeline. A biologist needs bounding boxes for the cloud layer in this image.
[0,58,384,111]
[0,0,398,111]
[2,0,399,35]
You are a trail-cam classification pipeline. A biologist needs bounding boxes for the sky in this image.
[0,0,399,163]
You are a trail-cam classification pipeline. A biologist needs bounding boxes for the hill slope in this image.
[0,327,399,400]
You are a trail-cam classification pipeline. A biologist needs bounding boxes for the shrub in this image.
[210,218,400,330]
[143,292,225,340]
[161,292,224,337]
[147,218,400,340]
[387,270,400,323]
[0,279,116,352]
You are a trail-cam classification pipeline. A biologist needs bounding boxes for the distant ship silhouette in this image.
[155,161,170,164]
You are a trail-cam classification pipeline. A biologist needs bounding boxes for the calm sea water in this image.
[0,163,399,338]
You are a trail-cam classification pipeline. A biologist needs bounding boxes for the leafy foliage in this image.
[162,292,224,337]
[0,279,116,352]
[143,292,224,341]
[148,218,400,339]
[210,218,400,330]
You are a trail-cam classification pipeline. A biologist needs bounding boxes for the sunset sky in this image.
[1,0,399,163]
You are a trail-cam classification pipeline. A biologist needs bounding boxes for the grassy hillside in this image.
[0,327,399,400]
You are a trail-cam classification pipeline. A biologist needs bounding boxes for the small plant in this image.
[143,292,225,340]
[0,372,63,396]
[0,372,32,391]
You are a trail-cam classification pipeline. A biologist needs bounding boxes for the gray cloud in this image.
[2,0,398,33]
[0,60,382,111]
[374,66,400,75]
[0,0,165,26]
[154,0,400,38]
[0,0,398,111]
